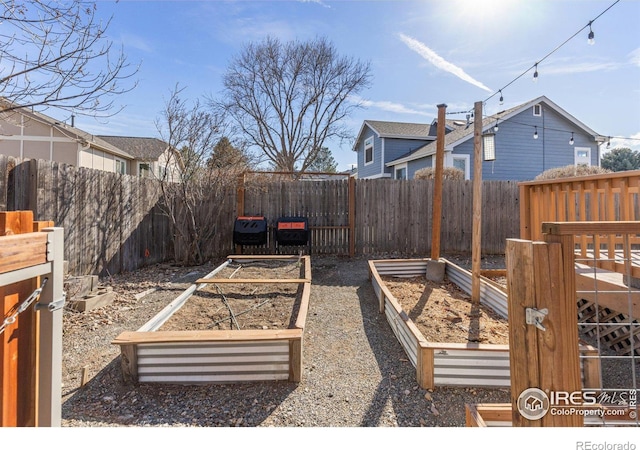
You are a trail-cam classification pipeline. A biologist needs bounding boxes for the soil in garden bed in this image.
[381,275,509,344]
[158,260,304,331]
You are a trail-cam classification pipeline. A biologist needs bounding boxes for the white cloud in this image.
[629,48,640,67]
[397,33,492,93]
[607,133,640,152]
[355,97,433,117]
[299,0,331,8]
[120,33,153,53]
[542,58,620,75]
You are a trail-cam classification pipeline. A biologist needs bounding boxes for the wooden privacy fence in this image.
[237,177,521,257]
[1,156,171,276]
[519,170,640,280]
[1,156,521,277]
[0,211,64,427]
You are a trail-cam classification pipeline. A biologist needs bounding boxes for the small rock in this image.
[404,390,410,395]
[430,404,440,416]
[424,392,432,401]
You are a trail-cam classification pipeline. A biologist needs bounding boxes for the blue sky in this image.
[76,0,640,171]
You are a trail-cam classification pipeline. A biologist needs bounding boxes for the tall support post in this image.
[471,101,483,303]
[38,227,64,427]
[431,104,446,260]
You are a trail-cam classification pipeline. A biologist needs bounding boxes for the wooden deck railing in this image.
[520,171,640,279]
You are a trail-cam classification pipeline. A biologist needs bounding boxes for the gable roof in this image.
[98,136,168,160]
[386,96,605,167]
[0,98,133,159]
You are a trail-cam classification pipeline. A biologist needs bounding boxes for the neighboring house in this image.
[354,96,606,181]
[97,136,181,182]
[0,98,180,180]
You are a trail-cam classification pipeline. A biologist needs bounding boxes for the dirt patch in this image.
[381,275,509,344]
[158,259,304,331]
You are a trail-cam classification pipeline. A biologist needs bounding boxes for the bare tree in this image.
[155,86,237,265]
[220,36,371,174]
[0,0,137,116]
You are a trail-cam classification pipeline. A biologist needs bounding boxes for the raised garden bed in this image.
[112,255,311,384]
[368,258,600,390]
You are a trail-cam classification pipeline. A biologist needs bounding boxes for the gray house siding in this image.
[407,157,432,178]
[356,126,384,178]
[451,105,599,181]
[383,138,432,177]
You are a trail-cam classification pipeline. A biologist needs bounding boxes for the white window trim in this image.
[452,154,470,180]
[115,158,126,175]
[575,147,591,166]
[394,163,408,180]
[533,104,542,116]
[364,136,374,166]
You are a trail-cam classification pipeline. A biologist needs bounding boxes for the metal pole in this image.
[37,227,64,426]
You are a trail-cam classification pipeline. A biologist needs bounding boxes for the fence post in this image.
[348,176,355,257]
[37,227,64,427]
[506,237,582,427]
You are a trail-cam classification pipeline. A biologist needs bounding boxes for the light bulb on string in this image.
[533,126,538,139]
[494,120,499,132]
[588,21,595,45]
[570,132,574,145]
[499,90,504,105]
[607,137,611,149]
[533,63,539,83]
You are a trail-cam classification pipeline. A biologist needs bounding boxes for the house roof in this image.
[0,97,133,159]
[97,136,168,160]
[385,95,605,167]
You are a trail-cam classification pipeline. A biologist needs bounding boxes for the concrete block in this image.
[68,288,115,312]
[426,259,446,282]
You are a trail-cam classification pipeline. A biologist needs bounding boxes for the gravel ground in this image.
[60,254,511,428]
[59,253,637,431]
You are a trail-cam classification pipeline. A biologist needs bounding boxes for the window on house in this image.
[575,147,591,166]
[395,167,407,180]
[533,104,542,116]
[452,155,470,180]
[364,136,374,165]
[139,163,151,177]
[115,159,126,174]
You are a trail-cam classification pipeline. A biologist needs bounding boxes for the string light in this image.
[607,137,611,149]
[588,21,595,45]
[570,132,574,145]
[534,126,539,139]
[479,0,620,107]
[494,120,499,132]
[499,90,504,105]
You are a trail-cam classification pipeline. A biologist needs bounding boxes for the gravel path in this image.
[61,254,510,427]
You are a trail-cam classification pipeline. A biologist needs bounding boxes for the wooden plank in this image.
[417,345,434,389]
[506,239,540,427]
[112,329,303,345]
[541,234,582,427]
[289,337,302,382]
[0,233,49,274]
[194,278,309,284]
[542,221,640,236]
